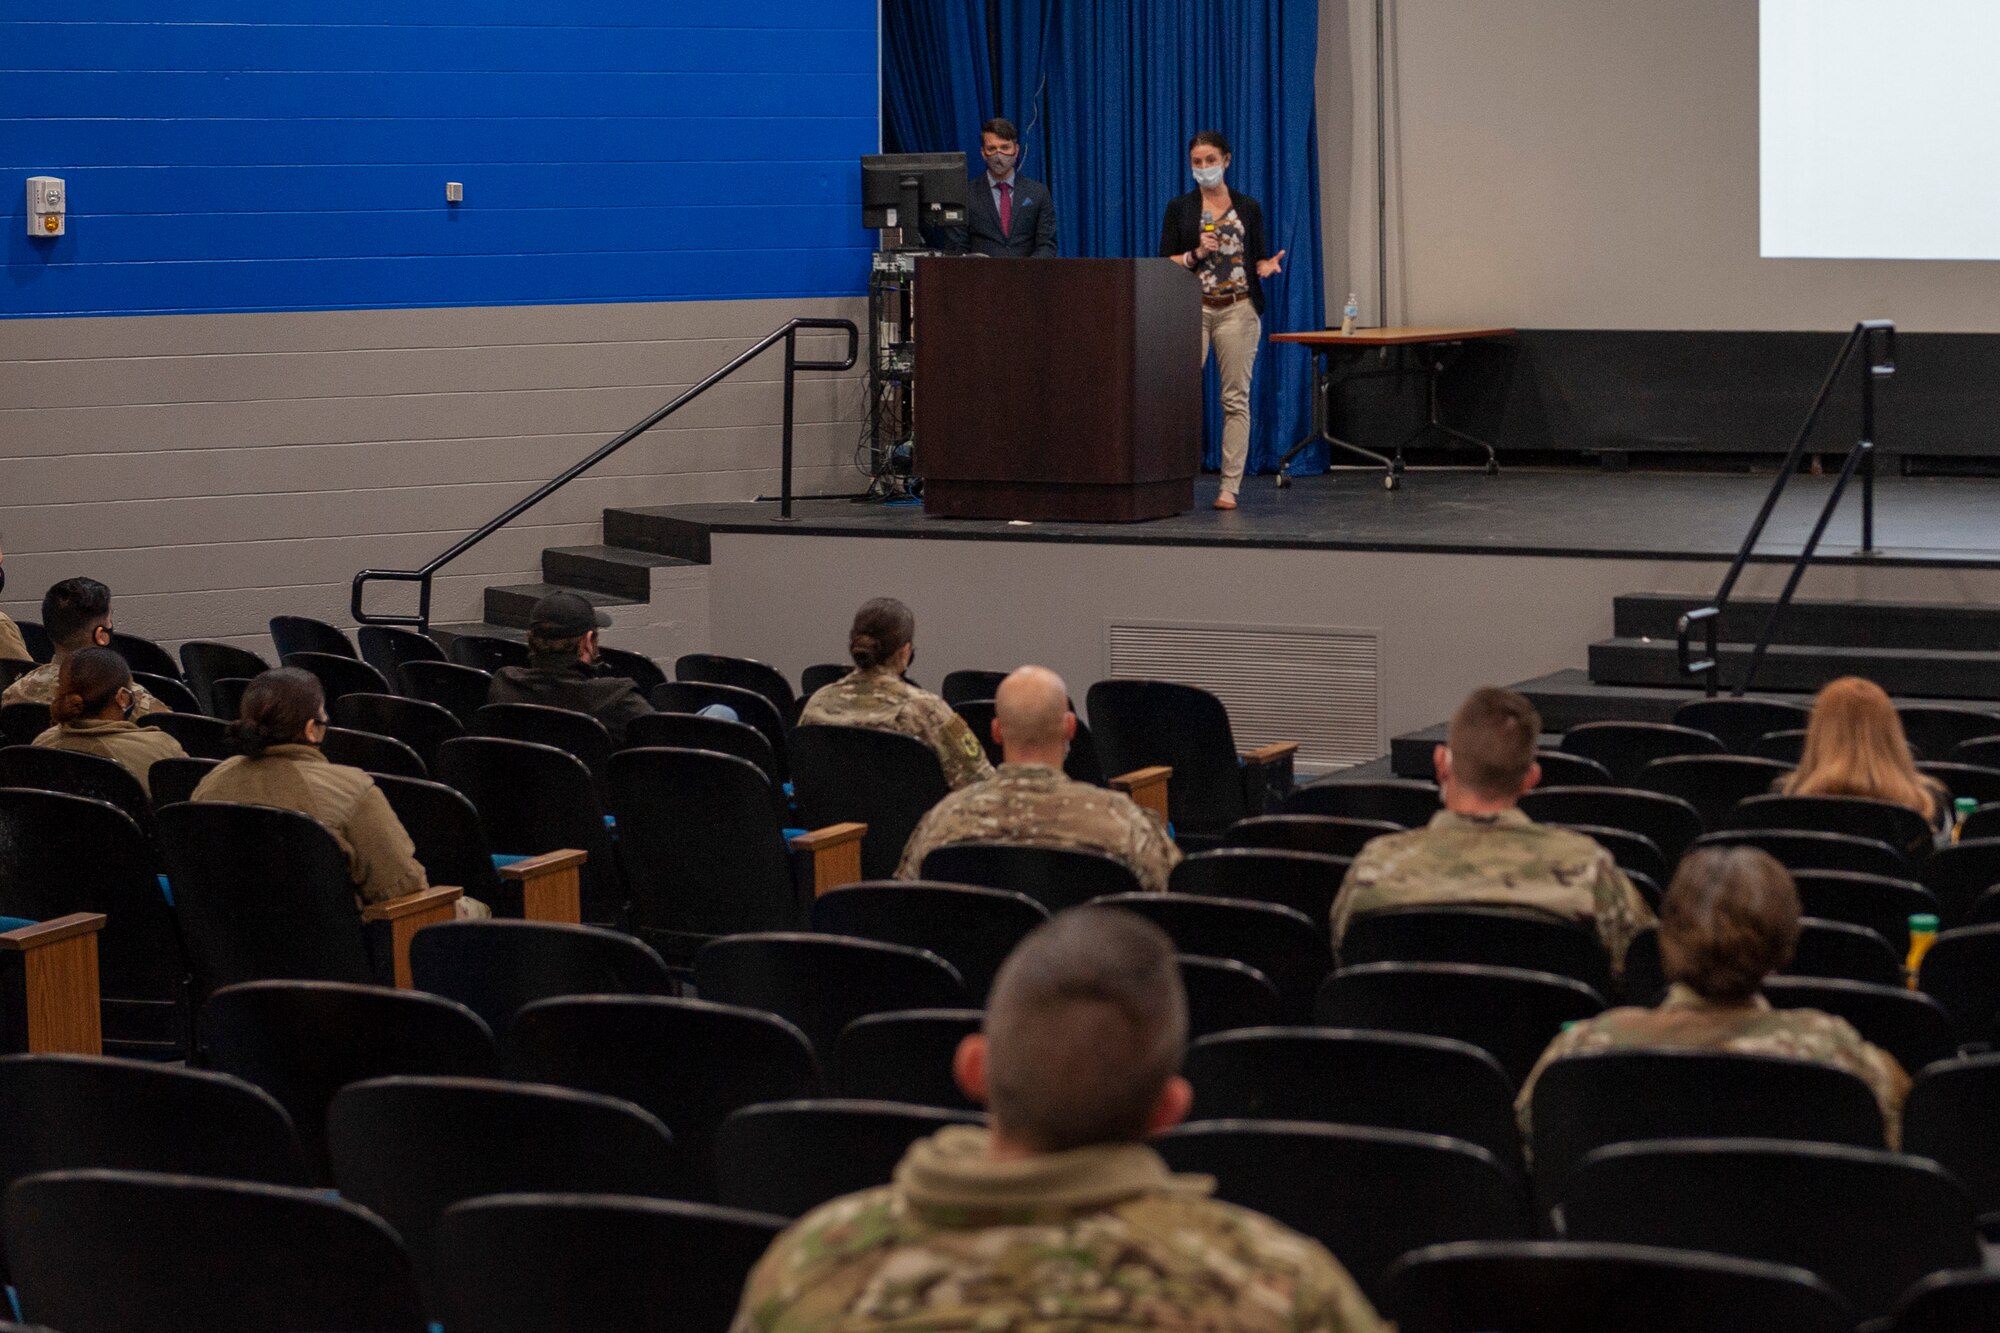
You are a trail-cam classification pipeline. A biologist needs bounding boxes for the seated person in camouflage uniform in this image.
[0,535,29,663]
[33,647,186,796]
[896,665,1180,891]
[798,596,992,790]
[1329,686,1654,979]
[193,668,488,918]
[1,576,170,717]
[731,906,1387,1333]
[486,591,654,746]
[1517,845,1909,1144]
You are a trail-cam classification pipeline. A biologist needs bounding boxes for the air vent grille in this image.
[1105,620,1382,771]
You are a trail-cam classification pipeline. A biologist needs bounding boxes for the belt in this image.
[1202,292,1248,309]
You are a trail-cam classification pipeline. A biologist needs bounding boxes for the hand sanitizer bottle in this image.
[1341,293,1359,336]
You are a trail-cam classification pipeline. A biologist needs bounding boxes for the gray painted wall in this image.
[0,297,867,654]
[1328,0,2000,332]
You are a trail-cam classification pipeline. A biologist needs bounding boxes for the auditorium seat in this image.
[1339,905,1613,998]
[1953,801,2000,844]
[1086,679,1298,842]
[0,703,50,749]
[919,841,1144,912]
[335,693,464,773]
[1920,759,2000,809]
[434,1192,784,1333]
[475,701,612,781]
[1891,1269,2000,1333]
[676,651,798,726]
[1224,813,1399,858]
[1763,976,1960,1076]
[436,736,620,922]
[106,630,182,681]
[1518,787,1703,865]
[1182,1027,1520,1167]
[270,614,359,661]
[1633,753,1792,829]
[327,1075,679,1301]
[714,1098,981,1219]
[949,697,1004,766]
[1918,839,2000,924]
[201,979,497,1184]
[1949,735,2000,770]
[1786,918,1908,987]
[1898,706,2000,764]
[1383,1240,1857,1333]
[1549,822,1668,888]
[595,645,667,697]
[836,1008,983,1110]
[1532,750,1613,787]
[1903,1055,2000,1237]
[1155,1120,1532,1305]
[1314,963,1606,1085]
[13,621,51,663]
[142,709,231,759]
[1170,848,1347,927]
[810,882,1046,1004]
[399,660,494,728]
[1792,869,1938,954]
[798,662,847,698]
[1674,697,1814,754]
[179,641,272,718]
[408,920,674,1036]
[653,680,791,780]
[0,744,153,834]
[1621,928,1667,1005]
[158,802,461,999]
[131,671,201,714]
[694,933,967,1064]
[320,725,427,780]
[940,669,1008,707]
[1731,792,1936,863]
[0,789,186,1057]
[624,710,782,798]
[1693,827,1910,880]
[1917,925,2000,1040]
[211,676,253,721]
[1179,955,1282,1037]
[0,660,32,693]
[509,993,820,1201]
[1526,1049,1886,1208]
[791,724,950,881]
[356,624,445,686]
[374,774,563,921]
[1288,772,1448,824]
[1558,721,1725,784]
[446,632,530,673]
[1099,893,1327,1022]
[1751,728,1810,764]
[1560,1139,1979,1322]
[146,755,220,805]
[5,1168,426,1333]
[283,649,391,704]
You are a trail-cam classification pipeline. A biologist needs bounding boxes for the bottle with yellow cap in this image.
[1906,913,1940,988]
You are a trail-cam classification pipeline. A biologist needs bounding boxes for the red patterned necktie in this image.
[997,181,1013,235]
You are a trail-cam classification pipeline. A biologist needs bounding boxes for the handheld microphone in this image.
[1199,210,1216,268]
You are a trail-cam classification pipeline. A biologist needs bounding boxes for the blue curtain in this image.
[881,0,994,156]
[991,0,1328,477]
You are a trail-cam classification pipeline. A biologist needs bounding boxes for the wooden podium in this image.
[913,258,1202,521]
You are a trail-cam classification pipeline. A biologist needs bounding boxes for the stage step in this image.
[541,545,695,601]
[1589,637,2000,700]
[483,582,638,631]
[602,507,716,564]
[1613,592,2000,651]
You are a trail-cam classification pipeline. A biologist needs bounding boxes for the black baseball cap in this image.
[528,591,611,638]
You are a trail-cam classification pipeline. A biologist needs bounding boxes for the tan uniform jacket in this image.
[189,743,487,914]
[896,762,1182,892]
[3,657,171,718]
[32,718,187,797]
[733,1125,1388,1333]
[0,614,28,664]
[799,666,994,790]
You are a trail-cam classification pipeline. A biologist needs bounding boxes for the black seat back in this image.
[132,671,202,715]
[1787,918,1906,986]
[950,698,1003,767]
[1904,1055,2000,1234]
[283,650,390,704]
[624,710,781,795]
[1899,706,2000,764]
[475,702,613,782]
[1170,848,1348,928]
[1791,869,1937,954]
[106,631,181,681]
[1551,822,1667,888]
[1285,778,1443,828]
[334,694,463,773]
[1674,698,1814,753]
[790,724,950,881]
[1917,924,2000,1039]
[201,980,497,1185]
[714,1099,981,1219]
[1314,962,1607,1085]
[1224,814,1400,858]
[836,1008,984,1110]
[1693,828,1909,879]
[940,669,1009,707]
[595,646,667,697]
[447,633,530,673]
[1180,955,1282,1036]
[1751,728,1808,764]
[147,755,221,807]
[398,660,494,729]
[356,625,444,684]
[1099,892,1327,1021]
[675,652,797,725]
[270,615,358,660]
[407,919,674,1036]
[1340,905,1613,997]
[435,736,618,920]
[155,801,376,1002]
[4,1168,425,1333]
[1763,976,1960,1074]
[0,703,50,749]
[811,882,1047,1005]
[1891,1269,2000,1333]
[1086,678,1254,834]
[1559,721,1725,784]
[1634,753,1792,829]
[371,774,507,908]
[143,711,231,759]
[1732,793,1935,863]
[694,932,966,1064]
[320,725,426,779]
[1533,751,1612,787]
[179,641,273,718]
[1519,786,1704,865]
[0,745,152,833]
[799,662,847,698]
[919,841,1144,911]
[13,622,49,663]
[1919,838,2000,924]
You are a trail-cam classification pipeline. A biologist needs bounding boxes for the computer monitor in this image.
[861,152,969,239]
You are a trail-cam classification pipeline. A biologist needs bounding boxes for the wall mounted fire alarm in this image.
[26,176,64,237]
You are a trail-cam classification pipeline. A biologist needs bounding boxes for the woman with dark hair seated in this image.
[1516,845,1907,1143]
[32,645,186,796]
[192,668,487,917]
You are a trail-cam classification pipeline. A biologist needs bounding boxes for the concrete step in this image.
[481,582,638,631]
[601,508,715,564]
[1588,637,2000,700]
[430,621,527,649]
[541,545,694,601]
[1613,591,2000,651]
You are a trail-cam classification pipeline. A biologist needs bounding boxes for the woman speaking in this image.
[1159,131,1285,511]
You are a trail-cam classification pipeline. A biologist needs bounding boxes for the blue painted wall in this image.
[1,2,879,316]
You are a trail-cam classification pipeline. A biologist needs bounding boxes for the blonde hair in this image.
[1780,676,1938,823]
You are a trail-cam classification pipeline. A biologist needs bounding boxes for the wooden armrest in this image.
[497,849,586,924]
[362,887,463,988]
[789,822,868,897]
[1110,766,1173,823]
[0,912,105,1055]
[1242,742,1300,766]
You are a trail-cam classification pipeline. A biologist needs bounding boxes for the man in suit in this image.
[941,117,1057,258]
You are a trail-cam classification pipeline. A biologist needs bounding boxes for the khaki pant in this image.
[1201,299,1262,494]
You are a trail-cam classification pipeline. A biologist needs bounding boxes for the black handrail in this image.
[1676,320,1894,697]
[351,318,858,631]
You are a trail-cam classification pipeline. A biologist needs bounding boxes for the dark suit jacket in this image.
[1159,188,1271,315]
[941,173,1058,257]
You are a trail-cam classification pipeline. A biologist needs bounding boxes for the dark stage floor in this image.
[654,468,2000,567]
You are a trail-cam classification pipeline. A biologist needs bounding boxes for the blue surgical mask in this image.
[1193,165,1226,189]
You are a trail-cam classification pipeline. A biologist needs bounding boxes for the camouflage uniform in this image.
[800,666,994,790]
[33,718,186,798]
[896,762,1183,891]
[732,1125,1387,1333]
[0,614,28,663]
[3,658,171,718]
[1516,982,1912,1146]
[1330,808,1654,976]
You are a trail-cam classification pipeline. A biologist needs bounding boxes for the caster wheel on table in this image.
[1383,474,1401,492]
[1485,461,1500,476]
[1275,471,1292,490]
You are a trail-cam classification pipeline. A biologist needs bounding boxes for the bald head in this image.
[994,665,1075,765]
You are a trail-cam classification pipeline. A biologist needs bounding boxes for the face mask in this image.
[1193,165,1226,189]
[988,153,1017,176]
[0,564,6,597]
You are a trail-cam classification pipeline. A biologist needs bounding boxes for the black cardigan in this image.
[1159,188,1270,315]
